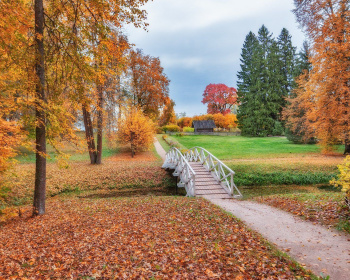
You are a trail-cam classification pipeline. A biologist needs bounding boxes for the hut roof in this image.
[192,120,216,129]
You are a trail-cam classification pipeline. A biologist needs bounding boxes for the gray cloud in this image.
[126,0,306,116]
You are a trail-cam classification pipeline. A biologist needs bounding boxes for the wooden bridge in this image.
[162,147,242,199]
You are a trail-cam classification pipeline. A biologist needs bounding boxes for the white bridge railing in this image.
[184,147,242,199]
[162,147,196,196]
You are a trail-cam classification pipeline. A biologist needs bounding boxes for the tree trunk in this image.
[131,131,135,158]
[96,83,103,164]
[82,104,97,164]
[33,0,46,216]
[344,138,350,155]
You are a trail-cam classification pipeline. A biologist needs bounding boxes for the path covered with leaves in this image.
[0,197,313,279]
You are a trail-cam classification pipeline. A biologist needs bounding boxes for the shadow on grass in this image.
[240,184,340,200]
[77,186,187,199]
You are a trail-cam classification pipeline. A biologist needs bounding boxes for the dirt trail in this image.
[155,140,350,279]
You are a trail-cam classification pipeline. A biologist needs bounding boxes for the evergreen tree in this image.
[237,26,278,136]
[293,41,311,81]
[277,28,296,98]
[267,40,286,135]
[236,31,261,135]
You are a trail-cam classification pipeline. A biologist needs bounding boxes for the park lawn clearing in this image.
[15,132,119,163]
[0,196,315,279]
[170,135,344,159]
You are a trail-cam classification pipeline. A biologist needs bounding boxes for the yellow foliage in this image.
[0,119,25,173]
[330,156,350,198]
[117,108,155,155]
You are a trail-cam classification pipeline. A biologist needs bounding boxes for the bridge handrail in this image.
[184,146,242,198]
[162,147,196,196]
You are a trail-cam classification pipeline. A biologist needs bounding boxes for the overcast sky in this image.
[125,0,306,117]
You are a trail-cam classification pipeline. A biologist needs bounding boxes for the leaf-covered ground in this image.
[0,197,314,279]
[254,193,350,233]
[1,151,173,212]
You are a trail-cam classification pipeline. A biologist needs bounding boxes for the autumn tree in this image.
[0,0,151,215]
[158,97,176,127]
[117,108,155,157]
[284,42,314,143]
[202,84,238,115]
[292,0,350,153]
[177,117,192,128]
[129,49,170,120]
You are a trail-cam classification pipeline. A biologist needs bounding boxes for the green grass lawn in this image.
[159,134,349,233]
[15,132,119,163]
[169,135,343,159]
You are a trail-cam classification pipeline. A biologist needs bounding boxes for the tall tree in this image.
[33,0,47,216]
[284,41,314,143]
[237,26,278,136]
[159,97,176,127]
[129,49,170,120]
[294,41,311,80]
[293,0,350,154]
[201,83,238,115]
[277,28,296,98]
[236,31,259,135]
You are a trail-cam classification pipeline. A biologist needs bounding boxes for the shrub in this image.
[162,124,181,132]
[155,126,164,134]
[117,108,155,157]
[331,156,350,201]
[183,127,194,132]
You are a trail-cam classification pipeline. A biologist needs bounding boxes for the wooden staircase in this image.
[190,162,232,199]
[162,146,242,199]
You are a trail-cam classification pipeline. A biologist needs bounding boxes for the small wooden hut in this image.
[192,120,216,133]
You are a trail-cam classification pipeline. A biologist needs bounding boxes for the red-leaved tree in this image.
[202,84,238,115]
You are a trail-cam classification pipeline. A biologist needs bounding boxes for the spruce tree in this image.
[237,26,299,136]
[236,31,261,136]
[293,41,311,81]
[237,26,276,136]
[277,28,296,98]
[267,40,285,135]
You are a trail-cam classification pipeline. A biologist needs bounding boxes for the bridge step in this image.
[196,189,228,195]
[197,194,232,199]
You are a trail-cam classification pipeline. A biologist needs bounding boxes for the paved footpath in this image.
[209,198,350,280]
[155,139,350,279]
[154,137,167,161]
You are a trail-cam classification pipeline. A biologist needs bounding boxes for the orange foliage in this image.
[291,0,350,151]
[117,108,155,156]
[158,97,176,126]
[177,117,192,128]
[129,49,170,120]
[181,114,238,129]
[0,119,25,173]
